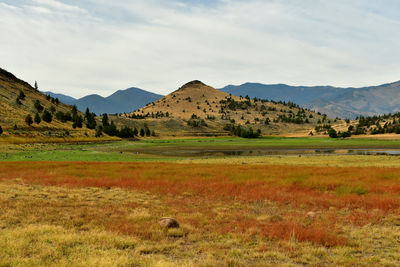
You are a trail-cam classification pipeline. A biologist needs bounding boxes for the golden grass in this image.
[0,180,399,266]
[177,154,400,167]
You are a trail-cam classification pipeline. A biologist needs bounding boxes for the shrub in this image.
[34,113,41,124]
[25,114,33,126]
[18,90,26,100]
[34,100,43,112]
[328,128,338,138]
[42,110,53,123]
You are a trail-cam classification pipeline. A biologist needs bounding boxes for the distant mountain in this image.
[220,83,348,105]
[305,81,400,119]
[220,82,400,119]
[46,87,163,115]
[43,91,76,105]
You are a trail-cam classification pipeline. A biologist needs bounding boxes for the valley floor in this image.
[0,137,400,266]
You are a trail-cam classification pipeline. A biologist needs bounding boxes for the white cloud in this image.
[33,0,88,14]
[0,0,400,98]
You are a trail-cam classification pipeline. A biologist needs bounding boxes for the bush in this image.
[34,100,43,112]
[340,131,351,138]
[34,113,41,124]
[18,90,26,100]
[42,110,53,123]
[328,128,338,138]
[56,111,72,122]
[25,114,33,126]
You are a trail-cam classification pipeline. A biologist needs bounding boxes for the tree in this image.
[34,113,41,124]
[0,125,3,135]
[71,105,78,116]
[34,81,38,90]
[95,128,103,137]
[140,128,145,137]
[133,128,138,136]
[103,121,118,136]
[85,108,97,129]
[18,90,26,100]
[42,109,53,123]
[102,114,109,127]
[328,128,338,138]
[72,115,83,128]
[145,127,151,136]
[34,100,43,112]
[25,114,33,126]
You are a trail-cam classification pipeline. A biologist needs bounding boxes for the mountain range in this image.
[45,80,400,119]
[44,88,163,115]
[220,81,400,119]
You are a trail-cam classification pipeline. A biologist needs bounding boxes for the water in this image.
[138,149,400,157]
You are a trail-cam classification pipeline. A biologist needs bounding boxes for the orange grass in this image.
[1,161,399,247]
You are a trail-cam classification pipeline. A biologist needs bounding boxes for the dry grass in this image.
[124,81,327,136]
[177,154,400,167]
[0,162,399,266]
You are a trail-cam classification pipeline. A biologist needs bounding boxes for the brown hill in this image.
[0,68,113,142]
[124,81,331,136]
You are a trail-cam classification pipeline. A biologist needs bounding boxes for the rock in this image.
[306,211,316,218]
[159,217,179,229]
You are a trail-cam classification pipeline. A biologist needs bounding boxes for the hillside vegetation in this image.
[124,81,332,137]
[0,68,116,142]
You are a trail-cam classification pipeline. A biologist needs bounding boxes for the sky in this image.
[1,0,400,98]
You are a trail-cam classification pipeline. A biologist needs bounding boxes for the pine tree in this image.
[42,110,53,123]
[25,114,33,126]
[34,113,41,124]
[34,81,38,90]
[140,128,145,137]
[102,114,109,127]
[18,90,26,100]
[34,100,43,112]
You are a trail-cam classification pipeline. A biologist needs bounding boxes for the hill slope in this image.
[221,81,400,119]
[124,81,330,136]
[0,68,102,140]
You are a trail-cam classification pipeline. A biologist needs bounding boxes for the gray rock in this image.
[159,217,180,229]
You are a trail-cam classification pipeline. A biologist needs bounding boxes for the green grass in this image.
[124,136,400,149]
[2,137,400,162]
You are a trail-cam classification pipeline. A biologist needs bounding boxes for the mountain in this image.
[305,81,400,119]
[220,81,400,119]
[122,80,328,136]
[220,83,348,105]
[46,87,163,115]
[43,91,76,105]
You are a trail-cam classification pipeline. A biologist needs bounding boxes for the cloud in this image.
[0,0,400,98]
[33,0,88,14]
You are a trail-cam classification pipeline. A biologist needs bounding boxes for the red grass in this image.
[1,161,400,246]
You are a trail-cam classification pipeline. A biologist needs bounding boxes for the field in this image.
[1,137,400,266]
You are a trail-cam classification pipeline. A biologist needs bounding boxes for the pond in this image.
[135,148,400,157]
